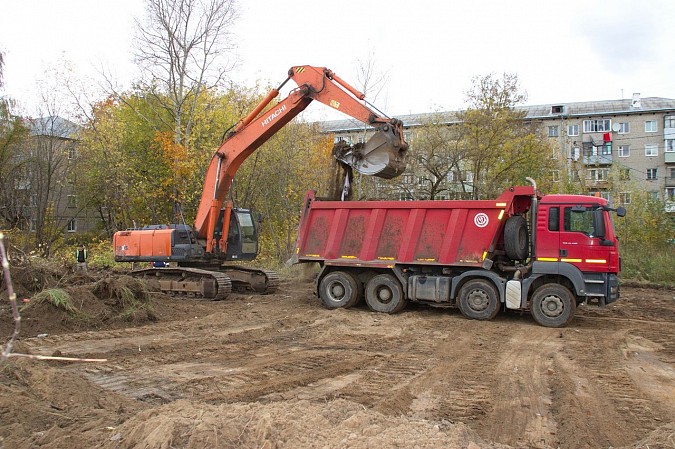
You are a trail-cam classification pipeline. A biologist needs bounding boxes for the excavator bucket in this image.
[332,126,408,179]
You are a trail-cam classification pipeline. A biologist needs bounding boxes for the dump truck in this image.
[292,179,626,327]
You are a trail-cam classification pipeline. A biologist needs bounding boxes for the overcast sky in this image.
[1,0,674,121]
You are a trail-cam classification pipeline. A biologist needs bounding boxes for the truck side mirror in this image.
[616,206,626,217]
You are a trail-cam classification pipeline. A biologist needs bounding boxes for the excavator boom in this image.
[195,65,408,252]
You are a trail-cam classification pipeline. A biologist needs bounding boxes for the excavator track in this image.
[220,265,280,294]
[130,267,232,301]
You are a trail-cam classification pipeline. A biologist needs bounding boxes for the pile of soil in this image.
[0,258,195,338]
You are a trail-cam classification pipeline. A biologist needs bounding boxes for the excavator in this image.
[113,65,408,300]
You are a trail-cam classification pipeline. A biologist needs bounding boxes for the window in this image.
[649,191,660,201]
[587,168,609,181]
[645,120,657,132]
[670,167,675,179]
[666,139,675,153]
[667,188,675,201]
[664,115,675,129]
[601,143,612,155]
[67,147,77,160]
[563,207,595,236]
[618,122,630,133]
[620,168,630,180]
[645,144,658,157]
[67,219,77,233]
[551,169,560,182]
[548,207,560,231]
[334,136,352,144]
[572,147,580,161]
[67,195,77,208]
[583,119,611,133]
[548,126,559,137]
[551,105,565,114]
[618,145,630,157]
[647,168,658,180]
[619,192,632,205]
[567,124,579,136]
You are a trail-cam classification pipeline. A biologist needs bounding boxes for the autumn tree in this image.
[128,0,238,211]
[458,73,556,199]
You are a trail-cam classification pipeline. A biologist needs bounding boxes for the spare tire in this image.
[504,215,529,260]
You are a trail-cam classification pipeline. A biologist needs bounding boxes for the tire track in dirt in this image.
[548,320,675,449]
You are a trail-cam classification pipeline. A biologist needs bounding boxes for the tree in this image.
[458,73,555,199]
[131,0,238,213]
[76,84,264,233]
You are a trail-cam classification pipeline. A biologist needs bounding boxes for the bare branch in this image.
[0,232,21,364]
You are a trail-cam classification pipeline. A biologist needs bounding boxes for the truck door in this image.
[559,205,611,273]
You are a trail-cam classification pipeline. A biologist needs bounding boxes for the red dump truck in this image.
[292,181,626,327]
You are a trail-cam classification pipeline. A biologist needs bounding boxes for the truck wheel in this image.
[504,215,529,260]
[319,271,362,309]
[530,284,576,328]
[365,274,407,314]
[458,279,500,320]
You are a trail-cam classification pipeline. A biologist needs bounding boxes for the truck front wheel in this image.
[365,274,407,313]
[319,271,362,309]
[458,279,500,320]
[530,284,576,327]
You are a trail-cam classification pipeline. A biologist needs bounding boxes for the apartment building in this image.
[3,116,100,235]
[321,94,675,211]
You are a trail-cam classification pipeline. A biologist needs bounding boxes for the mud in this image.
[1,280,674,449]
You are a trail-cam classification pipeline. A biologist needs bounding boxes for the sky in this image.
[1,0,674,122]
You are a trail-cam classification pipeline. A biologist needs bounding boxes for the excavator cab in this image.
[223,208,259,261]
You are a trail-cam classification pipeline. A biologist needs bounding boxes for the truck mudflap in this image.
[606,274,620,305]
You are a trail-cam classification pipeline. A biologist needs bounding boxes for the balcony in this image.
[666,152,675,164]
[666,177,675,187]
[583,153,613,165]
[666,202,675,213]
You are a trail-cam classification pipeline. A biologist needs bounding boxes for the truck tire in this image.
[319,271,362,309]
[365,274,407,314]
[457,279,500,320]
[504,215,529,260]
[530,284,576,328]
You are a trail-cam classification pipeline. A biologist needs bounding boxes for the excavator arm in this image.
[194,65,408,254]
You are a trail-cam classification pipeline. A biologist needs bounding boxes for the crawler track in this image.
[131,267,232,300]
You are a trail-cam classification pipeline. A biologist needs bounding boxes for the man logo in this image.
[474,213,489,228]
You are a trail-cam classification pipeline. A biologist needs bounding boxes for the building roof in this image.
[319,96,675,133]
[29,116,81,139]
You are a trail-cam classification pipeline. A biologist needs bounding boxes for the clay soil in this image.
[1,275,674,449]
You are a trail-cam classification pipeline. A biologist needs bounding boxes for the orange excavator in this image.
[112,65,408,300]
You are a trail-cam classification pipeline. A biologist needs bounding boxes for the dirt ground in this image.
[1,273,674,449]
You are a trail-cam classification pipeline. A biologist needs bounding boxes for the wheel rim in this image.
[327,281,346,303]
[540,294,564,318]
[376,286,393,304]
[467,289,489,311]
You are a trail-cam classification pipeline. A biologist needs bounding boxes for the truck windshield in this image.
[237,211,256,243]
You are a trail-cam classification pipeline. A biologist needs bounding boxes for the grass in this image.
[28,288,76,313]
[621,243,675,287]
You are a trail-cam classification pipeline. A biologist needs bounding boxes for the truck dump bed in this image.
[294,187,534,268]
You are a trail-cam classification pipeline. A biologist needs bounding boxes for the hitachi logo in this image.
[262,104,287,127]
